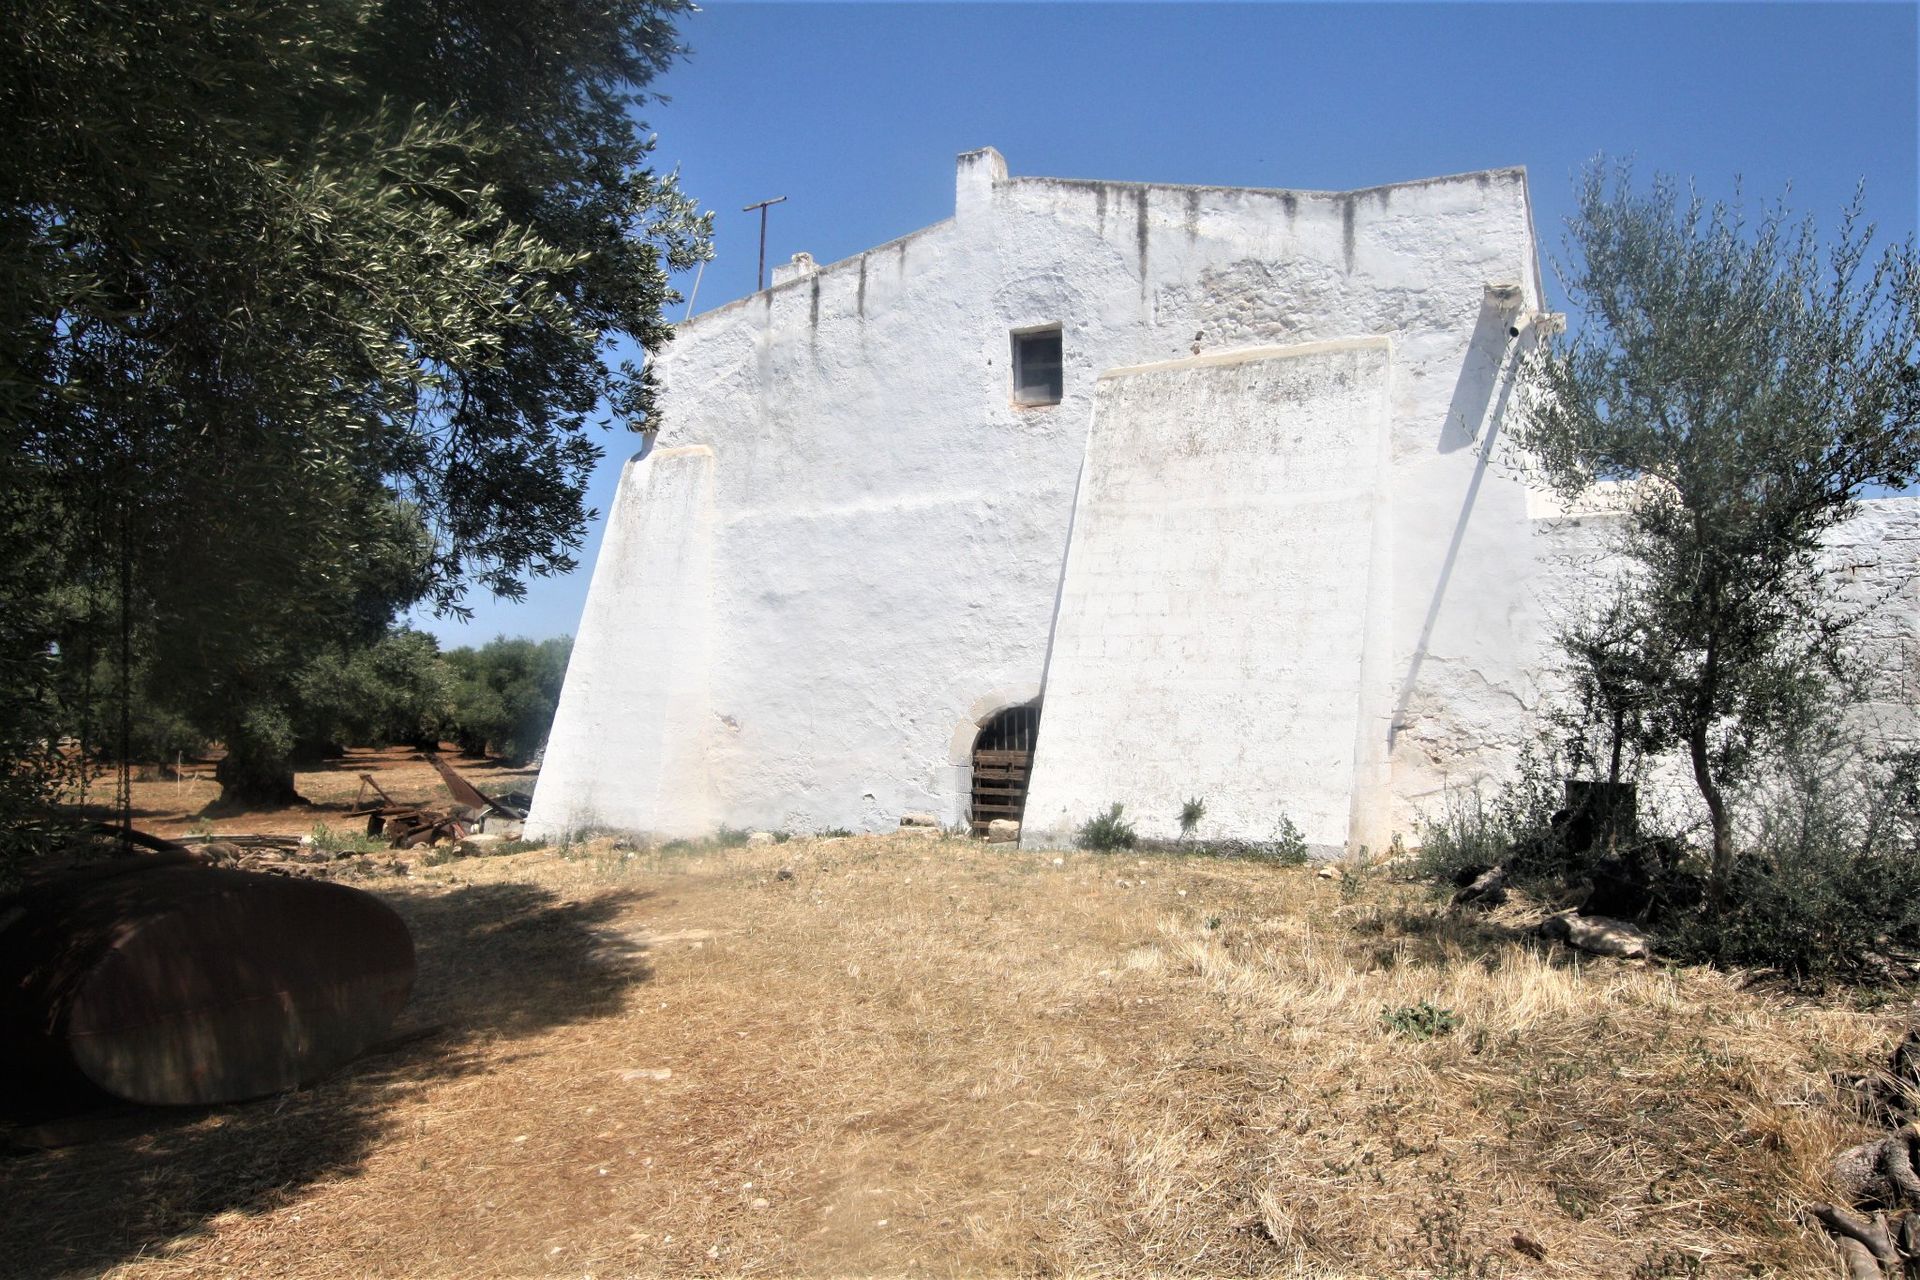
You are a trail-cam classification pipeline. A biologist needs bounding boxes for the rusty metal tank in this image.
[0,859,414,1106]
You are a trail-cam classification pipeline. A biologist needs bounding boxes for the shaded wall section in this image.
[1023,340,1394,847]
[527,446,715,839]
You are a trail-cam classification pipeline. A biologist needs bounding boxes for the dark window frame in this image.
[1010,325,1064,407]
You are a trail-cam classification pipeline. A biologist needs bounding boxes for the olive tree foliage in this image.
[1515,162,1920,900]
[441,637,573,765]
[0,0,710,809]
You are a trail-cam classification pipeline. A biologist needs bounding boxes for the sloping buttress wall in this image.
[1022,340,1395,847]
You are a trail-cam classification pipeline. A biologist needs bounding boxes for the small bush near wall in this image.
[1671,748,1920,984]
[1078,804,1136,852]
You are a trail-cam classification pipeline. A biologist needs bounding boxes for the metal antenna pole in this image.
[743,195,787,292]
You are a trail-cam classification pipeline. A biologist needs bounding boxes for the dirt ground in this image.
[64,745,540,840]
[0,781,1903,1278]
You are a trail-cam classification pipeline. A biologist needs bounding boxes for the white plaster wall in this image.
[526,446,714,839]
[1400,493,1920,841]
[534,149,1549,838]
[1020,341,1394,847]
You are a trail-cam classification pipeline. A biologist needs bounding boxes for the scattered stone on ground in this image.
[898,812,939,828]
[986,818,1020,843]
[747,831,777,846]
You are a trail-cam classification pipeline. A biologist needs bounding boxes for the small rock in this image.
[1052,857,1064,866]
[1316,864,1342,880]
[751,1197,770,1210]
[986,818,1020,843]
[774,866,795,882]
[899,811,939,828]
[747,831,777,845]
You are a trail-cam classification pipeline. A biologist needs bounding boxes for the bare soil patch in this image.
[0,831,1900,1277]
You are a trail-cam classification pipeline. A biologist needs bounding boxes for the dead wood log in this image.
[1452,865,1507,909]
[1881,1127,1920,1211]
[1834,1139,1894,1207]
[1809,1203,1900,1274]
[1899,1213,1920,1265]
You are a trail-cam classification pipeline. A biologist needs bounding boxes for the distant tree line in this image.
[79,633,573,772]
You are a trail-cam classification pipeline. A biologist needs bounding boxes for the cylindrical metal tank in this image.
[0,860,415,1106]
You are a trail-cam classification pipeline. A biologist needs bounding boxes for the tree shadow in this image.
[1344,887,1596,974]
[0,878,654,1278]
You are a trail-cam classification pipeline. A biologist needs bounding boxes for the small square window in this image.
[1011,327,1063,406]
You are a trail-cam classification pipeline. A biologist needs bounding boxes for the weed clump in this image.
[1078,803,1136,852]
[309,821,385,857]
[1186,813,1311,865]
[1381,1000,1459,1041]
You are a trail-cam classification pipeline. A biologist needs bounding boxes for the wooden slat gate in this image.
[970,702,1040,835]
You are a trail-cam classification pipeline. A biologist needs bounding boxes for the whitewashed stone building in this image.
[526,148,1920,850]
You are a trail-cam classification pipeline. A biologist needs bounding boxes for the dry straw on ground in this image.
[1,832,1903,1278]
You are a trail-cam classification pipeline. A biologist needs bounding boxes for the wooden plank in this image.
[972,750,1033,766]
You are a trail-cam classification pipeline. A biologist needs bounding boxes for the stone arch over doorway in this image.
[947,685,1043,835]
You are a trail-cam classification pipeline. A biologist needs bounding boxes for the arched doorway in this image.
[970,701,1041,835]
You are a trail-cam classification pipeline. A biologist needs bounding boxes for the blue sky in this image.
[420,0,1919,646]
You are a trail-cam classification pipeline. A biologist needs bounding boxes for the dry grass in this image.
[2,834,1903,1278]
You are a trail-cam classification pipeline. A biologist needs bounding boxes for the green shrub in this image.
[1673,748,1920,983]
[1381,1001,1459,1041]
[713,826,753,848]
[1078,803,1136,852]
[1178,796,1206,838]
[1413,786,1517,885]
[1267,813,1309,865]
[819,827,854,838]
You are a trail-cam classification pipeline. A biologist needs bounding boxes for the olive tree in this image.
[1516,162,1920,902]
[0,0,710,806]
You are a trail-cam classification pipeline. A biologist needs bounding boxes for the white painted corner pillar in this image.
[526,444,716,840]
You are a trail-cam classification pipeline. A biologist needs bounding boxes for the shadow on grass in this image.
[0,878,653,1279]
[1339,881,1597,973]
